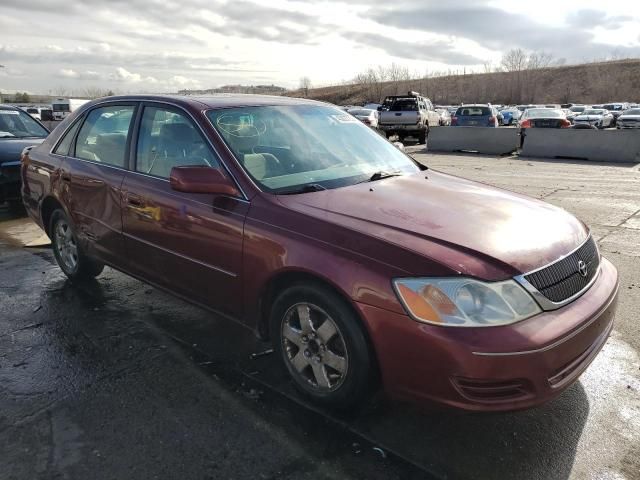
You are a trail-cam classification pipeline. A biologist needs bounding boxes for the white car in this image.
[347,108,379,128]
[573,109,614,129]
[616,108,640,129]
[23,107,42,120]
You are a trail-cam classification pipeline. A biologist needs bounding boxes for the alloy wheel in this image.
[281,303,349,391]
[54,219,78,272]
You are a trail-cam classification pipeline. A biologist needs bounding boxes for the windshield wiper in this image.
[278,183,327,195]
[356,170,403,184]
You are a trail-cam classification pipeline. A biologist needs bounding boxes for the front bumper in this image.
[359,257,619,411]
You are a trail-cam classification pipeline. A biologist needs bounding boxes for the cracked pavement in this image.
[1,151,639,480]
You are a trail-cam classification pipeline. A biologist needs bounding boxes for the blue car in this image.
[452,105,499,127]
[499,108,522,126]
[0,105,48,207]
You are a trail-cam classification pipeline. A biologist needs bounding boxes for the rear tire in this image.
[270,283,375,410]
[50,209,104,280]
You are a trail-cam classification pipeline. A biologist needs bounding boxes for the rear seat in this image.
[94,133,127,167]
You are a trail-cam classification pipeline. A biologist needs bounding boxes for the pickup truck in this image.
[378,92,440,144]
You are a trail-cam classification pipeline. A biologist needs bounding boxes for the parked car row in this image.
[342,99,640,133]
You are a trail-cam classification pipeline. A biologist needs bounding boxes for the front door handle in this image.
[126,194,156,220]
[127,194,143,207]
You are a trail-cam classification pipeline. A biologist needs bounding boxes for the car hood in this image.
[277,171,588,276]
[620,115,640,120]
[0,137,45,164]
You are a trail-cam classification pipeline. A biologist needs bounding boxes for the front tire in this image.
[50,209,104,280]
[270,283,374,409]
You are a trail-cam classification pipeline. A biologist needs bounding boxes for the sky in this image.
[1,0,639,94]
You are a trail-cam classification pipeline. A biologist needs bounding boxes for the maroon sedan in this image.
[21,95,618,411]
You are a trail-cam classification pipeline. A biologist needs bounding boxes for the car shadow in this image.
[38,269,590,480]
[348,383,589,480]
[135,287,589,480]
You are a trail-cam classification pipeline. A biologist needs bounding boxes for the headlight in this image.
[393,277,541,327]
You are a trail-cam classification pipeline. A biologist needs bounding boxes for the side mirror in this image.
[170,166,240,196]
[377,106,382,111]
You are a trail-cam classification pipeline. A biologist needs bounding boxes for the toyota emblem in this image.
[577,260,588,278]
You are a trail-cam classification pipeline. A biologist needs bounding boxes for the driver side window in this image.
[136,106,219,179]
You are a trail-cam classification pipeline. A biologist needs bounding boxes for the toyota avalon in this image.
[21,95,618,411]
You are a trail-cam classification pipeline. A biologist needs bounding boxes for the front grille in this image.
[524,237,599,303]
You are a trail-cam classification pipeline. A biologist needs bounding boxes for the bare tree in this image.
[299,76,311,97]
[83,86,111,99]
[51,86,68,97]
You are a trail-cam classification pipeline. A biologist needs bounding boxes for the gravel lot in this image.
[1,151,639,480]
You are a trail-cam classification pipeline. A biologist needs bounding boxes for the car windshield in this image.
[456,106,491,116]
[524,108,564,119]
[623,109,640,115]
[52,104,70,112]
[206,105,419,194]
[570,106,586,112]
[26,108,39,114]
[603,104,622,110]
[0,108,48,138]
[583,109,604,115]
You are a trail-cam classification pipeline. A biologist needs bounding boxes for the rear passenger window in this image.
[54,118,82,156]
[135,106,219,179]
[74,105,135,167]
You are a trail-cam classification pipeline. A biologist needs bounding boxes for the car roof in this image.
[85,94,326,109]
[0,104,20,111]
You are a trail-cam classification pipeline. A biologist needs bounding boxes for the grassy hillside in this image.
[292,59,640,106]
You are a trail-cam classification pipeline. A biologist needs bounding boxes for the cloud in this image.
[1,0,639,94]
[58,68,102,80]
[344,32,484,64]
[566,9,633,29]
[109,67,157,84]
[59,68,79,78]
[0,43,244,72]
[3,0,328,46]
[361,2,640,62]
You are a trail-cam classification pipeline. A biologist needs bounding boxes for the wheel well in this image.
[258,270,381,380]
[259,272,357,339]
[40,196,63,236]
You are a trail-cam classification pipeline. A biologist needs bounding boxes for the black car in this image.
[0,105,49,207]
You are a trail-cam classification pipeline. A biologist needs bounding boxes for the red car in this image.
[21,95,619,411]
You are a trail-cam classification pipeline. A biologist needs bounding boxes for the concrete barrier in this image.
[428,127,519,155]
[520,128,640,163]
